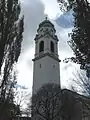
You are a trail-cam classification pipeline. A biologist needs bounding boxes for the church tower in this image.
[32,18,61,94]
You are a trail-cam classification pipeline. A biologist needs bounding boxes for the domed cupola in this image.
[37,17,56,32]
[33,17,60,62]
[39,17,54,27]
[35,17,58,41]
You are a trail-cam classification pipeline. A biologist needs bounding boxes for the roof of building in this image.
[61,89,90,104]
[37,18,56,32]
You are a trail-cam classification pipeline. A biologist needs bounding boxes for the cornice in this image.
[34,32,59,41]
[32,52,61,62]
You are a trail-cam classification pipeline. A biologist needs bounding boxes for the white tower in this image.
[32,18,61,94]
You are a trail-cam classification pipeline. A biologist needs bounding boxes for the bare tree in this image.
[72,70,90,97]
[28,83,61,120]
[69,70,90,119]
[27,83,80,120]
[15,88,31,115]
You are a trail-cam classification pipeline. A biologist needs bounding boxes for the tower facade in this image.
[32,18,60,94]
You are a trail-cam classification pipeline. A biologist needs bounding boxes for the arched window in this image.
[51,41,54,52]
[39,41,44,52]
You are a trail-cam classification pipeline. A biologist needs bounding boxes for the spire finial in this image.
[45,16,47,20]
[45,15,48,20]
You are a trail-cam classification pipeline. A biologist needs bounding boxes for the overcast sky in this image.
[17,0,79,93]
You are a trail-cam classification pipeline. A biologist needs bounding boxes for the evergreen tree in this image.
[0,0,23,72]
[68,0,90,68]
[0,0,24,100]
[0,0,24,119]
[58,0,90,77]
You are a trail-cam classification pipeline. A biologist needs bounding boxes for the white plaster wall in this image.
[33,56,60,94]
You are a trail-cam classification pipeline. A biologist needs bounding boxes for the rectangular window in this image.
[40,64,41,68]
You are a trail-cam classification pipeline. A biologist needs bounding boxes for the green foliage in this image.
[0,0,24,71]
[0,0,24,101]
[69,0,90,68]
[0,0,24,118]
[58,0,90,71]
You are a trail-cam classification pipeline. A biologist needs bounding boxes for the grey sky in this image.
[17,0,78,93]
[21,0,45,52]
